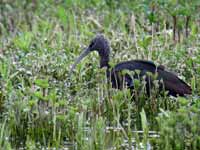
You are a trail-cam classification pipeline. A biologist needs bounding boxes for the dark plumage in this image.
[70,35,192,97]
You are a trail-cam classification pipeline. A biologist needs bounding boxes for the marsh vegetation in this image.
[0,0,200,149]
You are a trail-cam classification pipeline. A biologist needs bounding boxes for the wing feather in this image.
[158,69,192,96]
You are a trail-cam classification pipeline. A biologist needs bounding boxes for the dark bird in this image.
[70,35,192,97]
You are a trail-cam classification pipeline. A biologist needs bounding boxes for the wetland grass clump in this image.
[0,0,200,149]
[157,97,200,150]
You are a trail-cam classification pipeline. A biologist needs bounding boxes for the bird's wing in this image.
[110,60,157,89]
[111,60,191,96]
[113,60,157,73]
[157,69,192,96]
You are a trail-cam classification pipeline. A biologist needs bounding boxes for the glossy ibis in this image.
[70,35,192,97]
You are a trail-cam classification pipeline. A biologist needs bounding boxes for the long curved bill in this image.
[69,47,91,76]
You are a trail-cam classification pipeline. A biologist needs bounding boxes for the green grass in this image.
[0,0,200,149]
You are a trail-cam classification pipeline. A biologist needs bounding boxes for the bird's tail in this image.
[174,78,192,96]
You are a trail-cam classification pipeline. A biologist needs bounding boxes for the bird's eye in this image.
[89,41,95,48]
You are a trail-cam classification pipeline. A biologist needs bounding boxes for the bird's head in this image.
[70,35,110,75]
[88,34,109,53]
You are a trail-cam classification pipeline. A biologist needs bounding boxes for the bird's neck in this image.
[100,55,111,84]
[100,56,110,68]
[99,47,110,69]
[98,47,112,86]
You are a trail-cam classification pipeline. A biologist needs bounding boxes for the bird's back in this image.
[112,60,157,73]
[110,60,157,90]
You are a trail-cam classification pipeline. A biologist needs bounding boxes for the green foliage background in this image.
[0,0,200,149]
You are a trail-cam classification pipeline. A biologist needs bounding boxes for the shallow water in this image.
[59,127,159,150]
